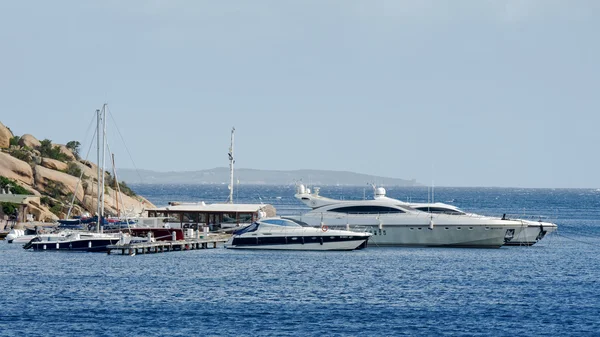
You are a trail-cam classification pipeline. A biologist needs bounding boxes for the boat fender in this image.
[429,219,435,230]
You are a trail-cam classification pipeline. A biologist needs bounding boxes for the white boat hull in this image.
[504,221,558,246]
[354,224,512,248]
[224,218,371,251]
[225,240,367,251]
[294,213,525,248]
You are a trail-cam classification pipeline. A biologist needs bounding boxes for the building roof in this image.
[0,194,33,204]
[147,202,273,213]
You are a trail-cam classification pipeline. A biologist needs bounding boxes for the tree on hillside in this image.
[39,139,69,161]
[66,140,81,159]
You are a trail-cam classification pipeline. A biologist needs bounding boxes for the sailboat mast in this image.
[112,153,120,217]
[227,127,235,204]
[100,104,107,223]
[96,108,102,233]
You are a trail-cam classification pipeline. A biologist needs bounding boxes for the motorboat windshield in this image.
[233,218,313,235]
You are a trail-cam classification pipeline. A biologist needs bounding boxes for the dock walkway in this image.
[107,235,230,256]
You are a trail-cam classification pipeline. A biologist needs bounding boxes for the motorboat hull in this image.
[8,235,37,244]
[28,238,120,252]
[25,232,120,252]
[225,235,369,251]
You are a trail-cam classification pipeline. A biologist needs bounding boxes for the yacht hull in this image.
[294,214,525,248]
[327,224,515,248]
[504,221,558,246]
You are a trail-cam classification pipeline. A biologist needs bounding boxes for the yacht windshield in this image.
[261,218,303,227]
[280,217,312,227]
[414,207,466,215]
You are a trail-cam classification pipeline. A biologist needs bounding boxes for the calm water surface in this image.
[2,185,600,336]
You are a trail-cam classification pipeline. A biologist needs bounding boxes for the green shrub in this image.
[50,204,62,216]
[39,139,69,162]
[44,180,66,201]
[9,136,21,147]
[40,196,51,206]
[0,176,31,195]
[66,162,83,178]
[7,148,32,163]
[1,202,18,215]
[119,181,137,197]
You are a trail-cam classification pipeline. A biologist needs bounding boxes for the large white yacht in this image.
[224,217,371,251]
[295,185,557,246]
[292,185,529,248]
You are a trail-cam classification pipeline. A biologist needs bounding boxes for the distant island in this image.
[116,167,420,186]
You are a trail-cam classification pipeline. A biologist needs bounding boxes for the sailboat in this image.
[24,105,123,252]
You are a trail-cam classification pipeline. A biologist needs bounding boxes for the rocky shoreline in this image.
[0,121,154,223]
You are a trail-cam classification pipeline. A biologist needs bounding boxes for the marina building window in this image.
[239,213,253,223]
[182,213,198,223]
[222,213,237,225]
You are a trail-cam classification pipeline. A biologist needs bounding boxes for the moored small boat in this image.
[224,217,371,251]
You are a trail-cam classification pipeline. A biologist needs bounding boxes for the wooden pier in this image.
[106,235,229,256]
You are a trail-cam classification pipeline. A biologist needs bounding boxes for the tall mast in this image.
[96,108,102,233]
[100,104,107,223]
[111,153,119,217]
[227,127,235,204]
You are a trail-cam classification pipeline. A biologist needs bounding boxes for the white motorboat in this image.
[224,217,371,251]
[5,228,36,243]
[295,184,557,246]
[23,230,120,251]
[292,185,528,248]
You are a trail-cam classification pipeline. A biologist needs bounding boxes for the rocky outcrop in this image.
[34,166,85,204]
[52,143,76,161]
[41,158,68,171]
[26,198,58,222]
[19,134,41,149]
[75,160,98,179]
[0,122,13,149]
[1,121,156,221]
[0,152,34,185]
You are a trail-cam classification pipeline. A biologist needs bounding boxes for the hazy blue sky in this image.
[1,1,599,188]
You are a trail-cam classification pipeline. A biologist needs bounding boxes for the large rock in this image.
[80,182,155,217]
[41,158,69,171]
[26,199,59,222]
[19,134,41,149]
[75,161,99,180]
[34,165,85,203]
[0,152,34,185]
[52,143,76,161]
[0,122,13,149]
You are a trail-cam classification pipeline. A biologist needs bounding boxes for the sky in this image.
[1,1,599,188]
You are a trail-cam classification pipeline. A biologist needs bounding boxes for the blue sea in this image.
[2,185,600,336]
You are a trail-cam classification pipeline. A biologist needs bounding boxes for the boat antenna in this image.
[227,127,235,204]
